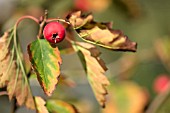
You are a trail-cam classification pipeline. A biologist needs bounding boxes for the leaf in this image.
[35,96,49,113]
[102,81,148,113]
[46,100,78,113]
[66,11,137,52]
[0,31,35,109]
[73,41,110,107]
[0,32,13,87]
[7,68,33,107]
[27,39,62,96]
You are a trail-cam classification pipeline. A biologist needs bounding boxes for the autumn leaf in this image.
[0,31,35,109]
[27,39,62,96]
[0,32,13,87]
[73,41,110,107]
[46,100,78,113]
[35,96,49,113]
[7,69,34,108]
[66,11,137,52]
[102,81,148,113]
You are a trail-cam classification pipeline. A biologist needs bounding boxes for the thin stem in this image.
[15,16,39,27]
[37,10,48,39]
[13,24,36,109]
[145,82,170,113]
[46,18,70,25]
[65,36,74,43]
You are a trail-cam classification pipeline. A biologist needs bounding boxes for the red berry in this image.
[43,22,65,44]
[153,75,170,93]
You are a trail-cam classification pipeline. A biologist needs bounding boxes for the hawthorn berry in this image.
[43,22,65,44]
[153,75,170,93]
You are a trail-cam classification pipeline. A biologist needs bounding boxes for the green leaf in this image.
[46,100,78,113]
[66,11,137,52]
[73,41,110,107]
[27,39,62,96]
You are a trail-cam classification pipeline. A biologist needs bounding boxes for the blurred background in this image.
[1,0,170,113]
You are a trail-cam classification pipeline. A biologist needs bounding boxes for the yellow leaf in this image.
[67,11,137,52]
[35,97,49,113]
[73,41,110,107]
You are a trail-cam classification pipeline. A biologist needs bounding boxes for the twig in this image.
[37,10,48,39]
[145,82,170,113]
[0,91,8,96]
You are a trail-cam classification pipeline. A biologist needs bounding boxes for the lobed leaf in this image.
[27,39,62,96]
[0,31,35,109]
[73,41,110,107]
[66,11,137,52]
[46,100,78,113]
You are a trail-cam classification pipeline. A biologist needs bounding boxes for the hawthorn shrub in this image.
[0,10,137,113]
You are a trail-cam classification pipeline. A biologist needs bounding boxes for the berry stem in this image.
[15,16,39,27]
[65,36,73,43]
[37,10,48,39]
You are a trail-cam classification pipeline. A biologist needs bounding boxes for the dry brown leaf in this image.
[0,31,35,109]
[7,69,35,109]
[73,41,110,107]
[0,32,12,87]
[66,11,93,29]
[67,11,137,52]
[35,96,49,113]
[0,32,10,61]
